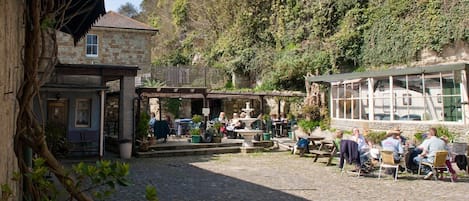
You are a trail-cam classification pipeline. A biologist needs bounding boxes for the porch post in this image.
[460,70,469,125]
[119,76,136,141]
[368,78,374,120]
[99,90,105,158]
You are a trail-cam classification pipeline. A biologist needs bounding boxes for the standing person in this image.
[149,112,156,134]
[413,127,446,179]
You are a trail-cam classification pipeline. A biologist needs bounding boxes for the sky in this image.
[104,0,143,12]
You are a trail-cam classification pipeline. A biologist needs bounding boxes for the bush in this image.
[366,131,387,145]
[436,126,455,142]
[298,119,320,133]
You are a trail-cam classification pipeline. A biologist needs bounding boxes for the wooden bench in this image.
[311,140,338,165]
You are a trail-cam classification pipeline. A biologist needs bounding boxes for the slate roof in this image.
[93,11,158,32]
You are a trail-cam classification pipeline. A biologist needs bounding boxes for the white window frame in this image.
[86,34,98,57]
[75,99,91,128]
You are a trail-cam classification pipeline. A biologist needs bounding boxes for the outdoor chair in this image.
[418,151,453,182]
[378,150,399,181]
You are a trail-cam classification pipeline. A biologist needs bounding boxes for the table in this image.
[299,135,325,152]
[272,121,288,137]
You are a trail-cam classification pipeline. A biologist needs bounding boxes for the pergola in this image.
[136,87,305,119]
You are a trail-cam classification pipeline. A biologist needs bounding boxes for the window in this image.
[86,34,98,57]
[75,99,91,127]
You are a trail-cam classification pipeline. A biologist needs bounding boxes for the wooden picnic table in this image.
[299,135,325,151]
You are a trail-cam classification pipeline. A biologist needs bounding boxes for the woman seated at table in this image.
[226,113,243,131]
[351,127,372,168]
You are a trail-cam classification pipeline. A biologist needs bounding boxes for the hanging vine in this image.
[14,1,100,200]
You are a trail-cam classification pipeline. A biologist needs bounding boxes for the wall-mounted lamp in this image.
[55,92,61,100]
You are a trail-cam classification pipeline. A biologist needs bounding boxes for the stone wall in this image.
[57,28,153,74]
[0,0,23,199]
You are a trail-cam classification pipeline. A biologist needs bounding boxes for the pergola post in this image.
[119,76,136,141]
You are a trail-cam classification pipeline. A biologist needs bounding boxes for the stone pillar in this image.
[119,76,135,140]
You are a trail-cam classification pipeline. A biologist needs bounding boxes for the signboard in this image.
[202,108,210,116]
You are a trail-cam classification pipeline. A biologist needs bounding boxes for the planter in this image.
[119,139,132,159]
[263,133,271,141]
[191,135,201,143]
[288,132,294,139]
[212,136,222,143]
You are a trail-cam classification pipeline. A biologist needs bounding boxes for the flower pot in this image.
[212,136,222,143]
[191,135,201,143]
[263,133,271,141]
[119,141,132,159]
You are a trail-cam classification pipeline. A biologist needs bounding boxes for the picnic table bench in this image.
[311,140,338,165]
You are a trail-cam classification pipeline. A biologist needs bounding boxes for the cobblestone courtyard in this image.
[98,152,469,201]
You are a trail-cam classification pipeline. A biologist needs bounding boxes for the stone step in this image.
[148,142,242,151]
[136,146,243,158]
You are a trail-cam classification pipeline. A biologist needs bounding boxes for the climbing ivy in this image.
[141,0,469,91]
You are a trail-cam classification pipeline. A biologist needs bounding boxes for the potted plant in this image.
[212,122,223,143]
[190,128,201,143]
[119,138,132,159]
[136,113,151,151]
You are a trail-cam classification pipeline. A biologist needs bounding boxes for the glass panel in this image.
[76,99,91,127]
[373,77,391,120]
[442,72,462,122]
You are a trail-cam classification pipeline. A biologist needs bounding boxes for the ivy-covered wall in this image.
[140,0,468,90]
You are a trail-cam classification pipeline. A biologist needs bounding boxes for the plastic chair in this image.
[418,151,453,182]
[378,150,399,181]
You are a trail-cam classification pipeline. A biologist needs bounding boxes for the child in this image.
[439,136,457,181]
[334,130,343,152]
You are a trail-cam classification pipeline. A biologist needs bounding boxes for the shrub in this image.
[298,119,320,133]
[366,131,387,145]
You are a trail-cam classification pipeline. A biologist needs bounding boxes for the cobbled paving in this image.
[100,152,469,201]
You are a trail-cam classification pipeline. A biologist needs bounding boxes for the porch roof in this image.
[306,63,469,83]
[55,63,139,82]
[136,87,305,99]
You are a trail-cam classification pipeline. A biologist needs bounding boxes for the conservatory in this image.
[306,63,469,134]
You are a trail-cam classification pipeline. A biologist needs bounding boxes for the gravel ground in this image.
[100,151,469,201]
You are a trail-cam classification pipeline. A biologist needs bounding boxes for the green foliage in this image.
[137,112,151,140]
[143,79,166,88]
[189,128,201,136]
[172,0,189,27]
[298,119,319,133]
[435,126,456,142]
[145,185,159,201]
[142,0,468,91]
[1,183,13,201]
[366,131,387,145]
[191,114,203,123]
[301,105,321,121]
[164,98,181,118]
[73,160,131,200]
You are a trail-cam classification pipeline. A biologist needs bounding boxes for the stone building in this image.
[57,11,158,85]
[45,11,157,157]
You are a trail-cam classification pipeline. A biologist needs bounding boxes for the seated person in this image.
[334,129,343,152]
[381,128,404,174]
[216,112,228,124]
[413,127,446,179]
[351,127,372,168]
[226,113,240,131]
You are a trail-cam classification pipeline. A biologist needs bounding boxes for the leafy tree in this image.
[118,2,140,18]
